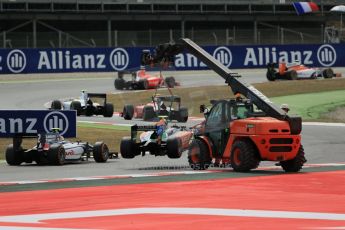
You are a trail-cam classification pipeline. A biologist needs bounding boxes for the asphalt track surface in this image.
[0,69,344,183]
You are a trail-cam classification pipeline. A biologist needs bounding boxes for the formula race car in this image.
[120,123,193,159]
[114,67,178,90]
[50,90,114,117]
[266,62,340,81]
[5,130,111,166]
[121,93,188,122]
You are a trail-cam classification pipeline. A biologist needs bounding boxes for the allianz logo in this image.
[0,111,70,135]
[174,45,337,67]
[174,46,233,68]
[37,48,129,71]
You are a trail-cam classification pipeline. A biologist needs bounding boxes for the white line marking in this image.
[303,122,345,127]
[0,208,344,224]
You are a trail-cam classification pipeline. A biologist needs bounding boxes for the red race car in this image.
[266,62,341,81]
[114,67,179,90]
[121,93,188,122]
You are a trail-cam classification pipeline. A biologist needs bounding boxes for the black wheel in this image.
[167,138,182,159]
[323,68,334,79]
[70,101,82,116]
[266,71,276,81]
[114,78,125,90]
[266,63,276,81]
[280,145,306,172]
[103,103,114,117]
[47,144,65,165]
[5,145,23,166]
[286,70,298,80]
[230,139,260,172]
[120,137,138,159]
[165,76,176,88]
[140,79,149,90]
[177,107,188,122]
[187,139,212,170]
[51,100,62,110]
[143,105,155,121]
[93,142,109,163]
[123,104,134,120]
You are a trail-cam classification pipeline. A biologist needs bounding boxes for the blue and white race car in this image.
[5,130,112,166]
[50,90,114,117]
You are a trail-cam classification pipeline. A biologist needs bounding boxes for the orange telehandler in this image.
[139,38,306,172]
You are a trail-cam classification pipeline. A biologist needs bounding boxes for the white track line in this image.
[1,207,345,224]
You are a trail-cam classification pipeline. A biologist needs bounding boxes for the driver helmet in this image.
[280,104,290,112]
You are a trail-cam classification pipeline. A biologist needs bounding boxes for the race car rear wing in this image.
[10,133,37,151]
[130,125,157,141]
[87,93,108,103]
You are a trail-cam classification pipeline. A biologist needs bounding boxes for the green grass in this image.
[1,78,345,160]
[271,90,345,121]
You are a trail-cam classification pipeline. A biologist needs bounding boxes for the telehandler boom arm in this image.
[144,38,302,134]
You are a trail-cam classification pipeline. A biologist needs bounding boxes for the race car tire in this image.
[167,138,182,159]
[143,105,155,121]
[51,100,62,110]
[140,79,149,90]
[123,104,134,120]
[188,139,212,170]
[70,101,82,116]
[230,139,260,172]
[93,142,109,163]
[103,103,114,117]
[323,68,334,79]
[266,70,276,81]
[177,107,188,122]
[165,76,176,88]
[286,70,298,80]
[5,144,24,166]
[280,145,306,172]
[114,78,125,90]
[120,137,138,159]
[48,144,65,165]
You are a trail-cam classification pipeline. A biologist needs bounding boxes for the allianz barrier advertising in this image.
[0,110,76,138]
[0,43,343,74]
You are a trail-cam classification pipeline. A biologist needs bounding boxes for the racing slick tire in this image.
[230,139,260,172]
[5,144,24,166]
[323,68,334,79]
[140,79,149,90]
[286,70,298,80]
[70,101,82,116]
[143,105,155,121]
[266,63,276,81]
[167,138,183,159]
[177,107,188,122]
[188,139,212,170]
[266,71,276,81]
[93,142,109,163]
[114,78,125,90]
[280,145,306,172]
[51,100,62,110]
[103,103,114,117]
[120,137,138,159]
[123,104,134,120]
[47,144,66,165]
[165,76,176,88]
